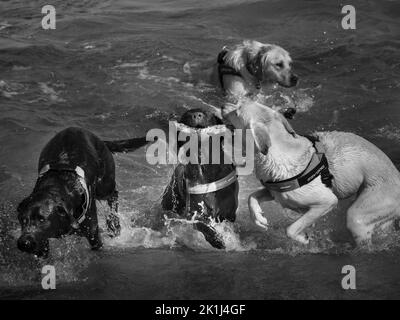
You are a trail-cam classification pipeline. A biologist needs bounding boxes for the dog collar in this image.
[39,164,90,227]
[187,170,237,194]
[261,136,334,192]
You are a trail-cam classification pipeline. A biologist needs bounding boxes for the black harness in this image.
[261,135,334,192]
[217,48,261,92]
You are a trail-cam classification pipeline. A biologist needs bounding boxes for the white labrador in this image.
[223,100,400,245]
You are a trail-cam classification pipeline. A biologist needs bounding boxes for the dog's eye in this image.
[56,206,67,217]
[38,215,46,223]
[275,62,284,69]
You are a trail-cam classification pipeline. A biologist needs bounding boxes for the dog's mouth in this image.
[279,82,296,88]
[278,74,299,88]
[174,121,229,135]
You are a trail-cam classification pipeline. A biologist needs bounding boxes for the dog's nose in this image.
[283,107,297,119]
[192,112,204,121]
[290,74,299,86]
[17,235,36,253]
[191,112,205,124]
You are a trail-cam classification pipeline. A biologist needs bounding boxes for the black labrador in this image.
[17,127,147,257]
[161,109,239,249]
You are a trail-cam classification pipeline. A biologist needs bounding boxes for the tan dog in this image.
[222,100,400,245]
[213,40,298,99]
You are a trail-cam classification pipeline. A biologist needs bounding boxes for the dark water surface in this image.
[0,0,400,299]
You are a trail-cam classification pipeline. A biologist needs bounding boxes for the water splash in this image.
[104,201,256,251]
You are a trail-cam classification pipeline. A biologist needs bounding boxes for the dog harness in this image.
[186,170,237,195]
[261,135,334,192]
[39,164,91,228]
[184,168,237,217]
[217,47,261,92]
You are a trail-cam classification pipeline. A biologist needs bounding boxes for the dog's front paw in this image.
[106,213,121,237]
[254,214,269,231]
[286,227,309,245]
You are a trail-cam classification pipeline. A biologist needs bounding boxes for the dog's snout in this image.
[17,235,36,253]
[290,74,299,86]
[283,107,297,120]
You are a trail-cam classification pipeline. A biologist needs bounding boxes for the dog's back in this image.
[39,127,115,191]
[316,131,400,199]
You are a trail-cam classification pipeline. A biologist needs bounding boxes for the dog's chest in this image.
[225,76,256,97]
[254,154,292,183]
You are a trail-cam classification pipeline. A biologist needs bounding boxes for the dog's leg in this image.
[346,188,399,246]
[107,189,119,213]
[286,193,338,244]
[248,188,274,231]
[194,221,225,249]
[161,166,185,213]
[106,189,121,237]
[83,201,103,250]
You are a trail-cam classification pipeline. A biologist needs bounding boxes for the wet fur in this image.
[17,127,145,257]
[223,100,400,246]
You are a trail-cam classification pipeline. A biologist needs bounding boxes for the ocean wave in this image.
[0,44,68,67]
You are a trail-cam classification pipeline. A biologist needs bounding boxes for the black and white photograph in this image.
[0,0,399,304]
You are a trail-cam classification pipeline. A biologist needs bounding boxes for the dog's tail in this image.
[104,136,149,153]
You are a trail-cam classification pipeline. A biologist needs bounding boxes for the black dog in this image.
[161,109,239,249]
[17,127,147,257]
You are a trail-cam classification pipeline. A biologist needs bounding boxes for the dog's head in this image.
[179,108,222,129]
[17,189,73,257]
[225,40,298,88]
[223,100,296,155]
[177,108,227,180]
[248,44,298,88]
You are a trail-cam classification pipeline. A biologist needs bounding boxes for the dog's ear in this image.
[247,47,268,81]
[250,121,271,155]
[224,47,246,70]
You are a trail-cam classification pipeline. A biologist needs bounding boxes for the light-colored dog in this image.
[212,40,299,99]
[222,100,400,245]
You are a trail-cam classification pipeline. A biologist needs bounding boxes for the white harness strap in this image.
[39,164,90,227]
[187,170,237,195]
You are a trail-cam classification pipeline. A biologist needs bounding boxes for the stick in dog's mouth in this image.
[172,121,229,136]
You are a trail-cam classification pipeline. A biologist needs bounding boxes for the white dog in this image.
[212,40,298,99]
[222,100,400,246]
